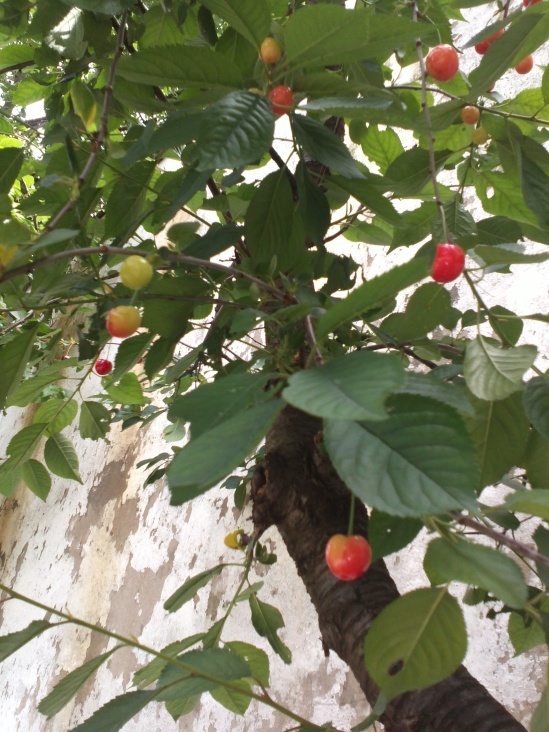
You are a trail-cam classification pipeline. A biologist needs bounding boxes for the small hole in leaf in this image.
[387,659,404,676]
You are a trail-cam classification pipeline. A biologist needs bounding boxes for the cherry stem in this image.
[347,493,357,536]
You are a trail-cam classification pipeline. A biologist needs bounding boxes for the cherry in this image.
[106,305,141,338]
[431,243,465,283]
[268,85,294,115]
[425,45,459,82]
[472,126,489,145]
[461,106,480,125]
[523,0,542,5]
[94,358,113,376]
[474,29,504,55]
[260,37,282,65]
[515,55,534,74]
[120,255,153,290]
[325,534,372,581]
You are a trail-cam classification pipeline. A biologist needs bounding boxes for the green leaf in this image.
[0,465,23,497]
[116,46,242,90]
[244,170,296,271]
[169,373,272,438]
[133,636,205,690]
[164,566,225,613]
[157,647,250,699]
[474,243,549,266]
[0,325,39,410]
[424,537,527,609]
[167,400,282,504]
[197,92,274,172]
[69,690,157,732]
[381,282,459,342]
[22,459,51,500]
[79,401,111,440]
[316,255,429,340]
[225,641,270,687]
[324,396,478,518]
[0,146,24,194]
[200,0,270,47]
[249,594,291,664]
[531,688,549,732]
[44,433,82,483]
[368,511,424,562]
[5,423,47,468]
[283,351,404,421]
[361,125,404,174]
[504,490,549,521]
[110,333,154,382]
[6,358,77,408]
[474,170,539,226]
[464,337,537,401]
[328,176,401,226]
[291,115,363,179]
[34,399,78,435]
[105,373,147,406]
[39,650,117,718]
[523,429,549,491]
[0,620,53,662]
[209,680,252,715]
[523,377,549,440]
[521,155,549,226]
[363,588,467,700]
[508,611,546,656]
[295,162,330,245]
[465,392,530,488]
[396,372,473,416]
[104,161,155,239]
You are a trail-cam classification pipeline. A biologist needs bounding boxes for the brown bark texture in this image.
[252,406,526,732]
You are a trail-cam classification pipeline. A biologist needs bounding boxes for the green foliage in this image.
[0,0,548,727]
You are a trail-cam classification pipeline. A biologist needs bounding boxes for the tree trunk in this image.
[252,406,526,732]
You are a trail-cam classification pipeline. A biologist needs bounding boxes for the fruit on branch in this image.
[120,255,153,290]
[523,0,542,5]
[106,305,141,338]
[474,29,504,55]
[431,243,466,283]
[268,85,295,115]
[94,358,113,376]
[472,126,489,145]
[325,534,372,581]
[260,37,282,64]
[515,55,534,74]
[461,106,480,125]
[425,44,459,82]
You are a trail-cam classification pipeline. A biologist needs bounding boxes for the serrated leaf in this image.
[291,115,363,179]
[225,641,270,687]
[531,689,549,732]
[324,396,478,518]
[164,566,225,613]
[396,372,473,416]
[39,650,117,719]
[424,537,527,609]
[116,45,242,90]
[465,392,530,488]
[44,433,82,483]
[133,636,204,689]
[104,161,155,239]
[464,337,537,401]
[210,680,252,715]
[368,511,424,562]
[105,372,147,406]
[381,282,459,342]
[283,351,404,421]
[328,176,401,226]
[361,125,404,174]
[475,243,549,266]
[474,170,539,226]
[34,399,78,435]
[0,325,40,410]
[197,92,274,172]
[110,333,154,382]
[22,459,51,500]
[69,690,157,732]
[157,648,250,700]
[523,429,549,491]
[508,611,546,656]
[523,377,549,440]
[0,146,24,194]
[316,255,429,340]
[364,588,466,700]
[79,401,111,440]
[503,490,549,521]
[295,162,330,245]
[0,620,53,662]
[6,423,47,467]
[200,0,270,47]
[0,465,23,497]
[249,595,291,664]
[6,358,78,408]
[167,400,282,504]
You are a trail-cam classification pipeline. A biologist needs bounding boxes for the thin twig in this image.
[450,512,549,569]
[304,315,324,366]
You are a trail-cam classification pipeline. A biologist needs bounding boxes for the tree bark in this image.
[252,406,526,732]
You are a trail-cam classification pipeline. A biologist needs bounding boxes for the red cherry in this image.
[515,55,534,74]
[325,534,372,581]
[460,106,480,125]
[425,45,459,82]
[268,85,294,115]
[474,28,504,55]
[105,305,141,338]
[94,358,113,376]
[523,0,542,5]
[431,243,466,283]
